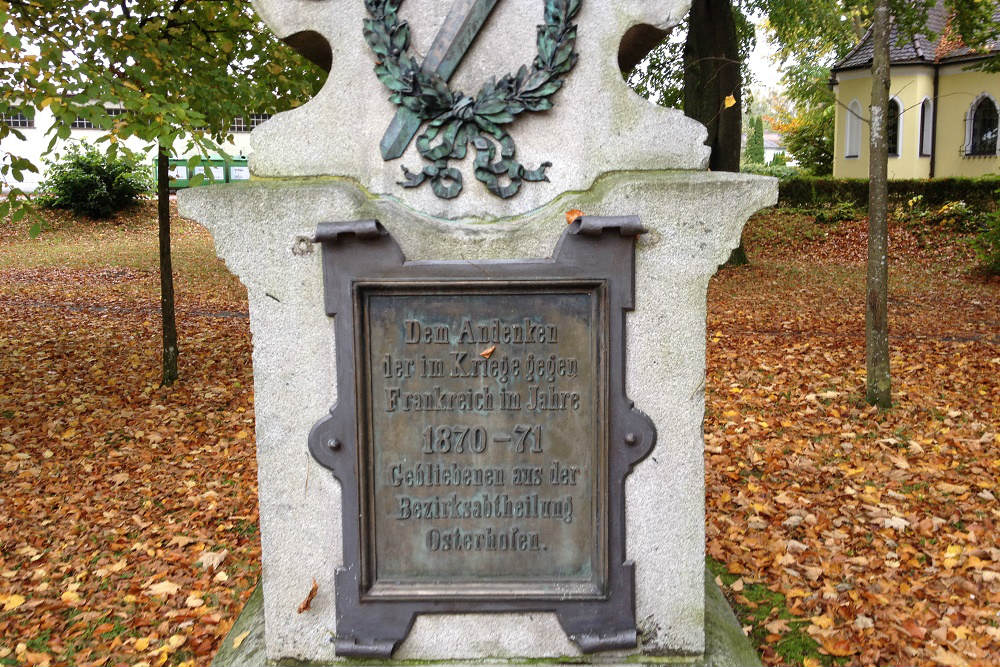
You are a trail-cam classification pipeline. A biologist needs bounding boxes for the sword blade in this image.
[380,0,499,160]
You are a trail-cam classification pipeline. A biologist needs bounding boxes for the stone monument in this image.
[179,0,776,664]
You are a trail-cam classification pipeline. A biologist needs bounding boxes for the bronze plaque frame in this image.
[309,216,655,658]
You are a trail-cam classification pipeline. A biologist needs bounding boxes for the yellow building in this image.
[831,2,1000,179]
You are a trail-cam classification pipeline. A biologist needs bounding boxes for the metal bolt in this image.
[327,438,342,452]
[625,432,638,446]
[292,235,315,257]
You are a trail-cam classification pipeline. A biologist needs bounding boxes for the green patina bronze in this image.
[363,0,581,199]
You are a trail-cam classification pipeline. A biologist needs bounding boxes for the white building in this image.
[0,105,261,190]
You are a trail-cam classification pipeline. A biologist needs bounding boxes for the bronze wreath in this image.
[363,0,581,199]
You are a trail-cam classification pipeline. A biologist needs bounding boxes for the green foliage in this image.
[625,4,756,113]
[970,205,1000,275]
[814,200,860,224]
[770,152,788,166]
[625,29,685,109]
[895,195,980,232]
[741,162,801,179]
[37,143,152,218]
[743,115,765,165]
[768,64,835,176]
[776,103,834,176]
[778,177,1000,211]
[1,0,325,222]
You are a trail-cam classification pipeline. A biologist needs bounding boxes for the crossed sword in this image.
[380,0,499,160]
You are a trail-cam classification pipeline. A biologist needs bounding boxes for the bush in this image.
[37,143,152,218]
[742,163,801,180]
[971,193,1000,274]
[777,176,1000,212]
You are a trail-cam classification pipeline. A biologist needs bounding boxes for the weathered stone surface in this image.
[179,170,776,663]
[249,0,709,219]
[211,566,763,666]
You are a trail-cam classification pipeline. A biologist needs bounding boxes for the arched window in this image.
[967,95,999,156]
[887,98,902,157]
[846,99,862,158]
[919,98,933,157]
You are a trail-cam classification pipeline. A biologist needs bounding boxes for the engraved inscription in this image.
[361,288,605,591]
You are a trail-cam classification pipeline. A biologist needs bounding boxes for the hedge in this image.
[777,177,1000,211]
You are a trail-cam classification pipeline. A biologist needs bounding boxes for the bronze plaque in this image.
[308,217,656,658]
[358,286,607,598]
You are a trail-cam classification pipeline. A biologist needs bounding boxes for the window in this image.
[231,114,271,132]
[919,98,933,157]
[1,110,34,128]
[966,95,998,156]
[846,99,862,158]
[105,107,125,118]
[71,117,96,129]
[887,98,901,157]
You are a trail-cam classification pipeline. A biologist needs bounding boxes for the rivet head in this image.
[625,432,638,446]
[327,439,342,451]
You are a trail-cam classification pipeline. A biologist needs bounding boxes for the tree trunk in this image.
[865,0,891,408]
[683,0,746,265]
[157,144,179,386]
[683,0,742,171]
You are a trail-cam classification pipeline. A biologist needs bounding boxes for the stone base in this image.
[212,566,761,667]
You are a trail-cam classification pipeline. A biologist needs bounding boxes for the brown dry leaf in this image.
[564,209,584,224]
[60,589,82,603]
[932,648,971,667]
[479,345,496,360]
[194,549,228,571]
[1,593,26,611]
[936,482,969,494]
[764,619,789,634]
[146,581,181,596]
[231,630,251,650]
[297,578,318,614]
[819,637,856,656]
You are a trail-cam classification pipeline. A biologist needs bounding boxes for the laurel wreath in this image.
[363,0,581,199]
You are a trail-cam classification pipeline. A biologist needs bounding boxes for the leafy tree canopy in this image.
[0,0,325,230]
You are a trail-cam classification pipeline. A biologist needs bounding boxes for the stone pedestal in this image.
[179,0,776,663]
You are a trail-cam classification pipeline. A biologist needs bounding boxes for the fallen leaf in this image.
[297,578,318,613]
[479,345,496,360]
[146,581,181,596]
[194,549,228,571]
[564,209,584,224]
[232,630,251,649]
[1,594,26,611]
[932,648,970,667]
[936,482,969,494]
[765,619,789,634]
[820,637,855,656]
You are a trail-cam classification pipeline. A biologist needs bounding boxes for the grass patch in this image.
[707,557,838,667]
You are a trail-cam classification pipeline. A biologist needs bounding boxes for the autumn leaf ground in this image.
[0,199,997,667]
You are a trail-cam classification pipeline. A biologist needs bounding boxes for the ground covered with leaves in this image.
[707,207,999,667]
[0,200,997,666]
